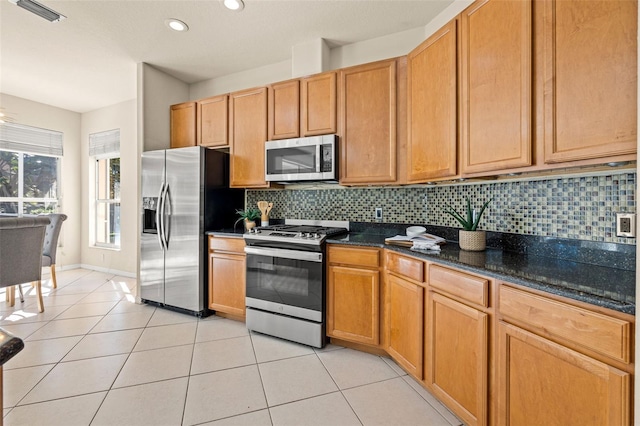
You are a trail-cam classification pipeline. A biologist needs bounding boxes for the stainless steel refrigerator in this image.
[140,146,244,316]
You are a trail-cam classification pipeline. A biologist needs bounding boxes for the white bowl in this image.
[406,226,426,238]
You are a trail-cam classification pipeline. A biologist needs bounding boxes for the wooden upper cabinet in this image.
[197,95,228,147]
[460,0,532,174]
[268,80,300,140]
[407,19,458,182]
[229,87,269,188]
[542,0,637,164]
[301,72,337,136]
[339,59,397,185]
[170,102,196,148]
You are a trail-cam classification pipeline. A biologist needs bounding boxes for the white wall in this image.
[139,63,189,152]
[0,93,82,269]
[189,60,291,101]
[187,0,473,100]
[80,99,137,275]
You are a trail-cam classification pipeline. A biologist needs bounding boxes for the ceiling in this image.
[0,0,455,113]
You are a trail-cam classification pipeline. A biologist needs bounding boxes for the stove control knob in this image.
[313,233,321,239]
[295,232,304,238]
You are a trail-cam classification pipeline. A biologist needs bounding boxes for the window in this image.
[90,129,120,248]
[0,123,63,215]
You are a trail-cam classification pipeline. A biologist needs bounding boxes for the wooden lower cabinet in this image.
[386,273,424,379]
[327,245,381,346]
[327,264,380,346]
[497,321,630,426]
[208,236,246,317]
[426,291,489,426]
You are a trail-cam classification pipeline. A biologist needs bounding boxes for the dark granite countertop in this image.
[0,328,24,366]
[206,228,245,238]
[328,232,636,315]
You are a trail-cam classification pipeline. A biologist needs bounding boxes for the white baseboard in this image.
[78,264,136,278]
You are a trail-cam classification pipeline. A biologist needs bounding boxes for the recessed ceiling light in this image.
[222,0,244,11]
[165,18,189,32]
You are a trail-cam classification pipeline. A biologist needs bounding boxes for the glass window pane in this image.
[97,157,120,201]
[0,151,19,197]
[23,154,58,199]
[24,202,56,215]
[97,158,107,200]
[110,158,120,200]
[0,202,18,215]
[96,201,120,246]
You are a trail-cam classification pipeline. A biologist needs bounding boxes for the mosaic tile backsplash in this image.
[247,171,637,245]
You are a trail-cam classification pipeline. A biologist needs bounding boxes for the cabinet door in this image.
[497,322,630,426]
[386,274,424,378]
[268,80,300,140]
[229,87,269,188]
[460,0,532,174]
[327,265,380,345]
[209,252,246,317]
[542,0,637,163]
[339,60,397,185]
[170,102,196,148]
[301,72,337,136]
[407,19,458,182]
[426,292,488,426]
[198,95,228,147]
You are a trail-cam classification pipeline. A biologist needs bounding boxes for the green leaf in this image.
[471,198,492,231]
[445,203,471,230]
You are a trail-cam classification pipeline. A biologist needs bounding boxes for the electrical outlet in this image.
[616,213,636,238]
[375,207,383,222]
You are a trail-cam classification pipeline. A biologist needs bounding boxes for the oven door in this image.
[245,246,324,322]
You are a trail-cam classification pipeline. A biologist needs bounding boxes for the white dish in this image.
[406,226,426,238]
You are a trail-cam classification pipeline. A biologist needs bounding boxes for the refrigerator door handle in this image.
[160,181,170,251]
[156,182,166,251]
[163,184,172,249]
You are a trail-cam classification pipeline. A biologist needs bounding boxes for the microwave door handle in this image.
[316,144,321,173]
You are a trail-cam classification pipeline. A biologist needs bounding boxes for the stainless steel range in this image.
[244,220,349,348]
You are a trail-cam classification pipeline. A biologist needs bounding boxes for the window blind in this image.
[0,122,64,156]
[89,129,120,157]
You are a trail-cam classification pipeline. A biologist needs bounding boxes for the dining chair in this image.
[41,213,68,289]
[0,217,50,313]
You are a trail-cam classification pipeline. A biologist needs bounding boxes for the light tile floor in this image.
[0,269,463,426]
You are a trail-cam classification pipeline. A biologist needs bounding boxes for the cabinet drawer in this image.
[328,245,380,268]
[429,265,489,307]
[209,236,245,254]
[387,252,424,282]
[499,285,631,364]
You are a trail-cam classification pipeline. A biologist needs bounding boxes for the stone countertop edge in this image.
[328,234,636,316]
[0,328,24,366]
[206,229,245,237]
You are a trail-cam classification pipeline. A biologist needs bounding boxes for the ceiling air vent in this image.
[8,0,66,22]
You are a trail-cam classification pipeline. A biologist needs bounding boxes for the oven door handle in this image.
[244,246,323,263]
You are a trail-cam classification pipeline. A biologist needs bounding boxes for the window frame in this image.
[94,154,121,249]
[0,148,61,215]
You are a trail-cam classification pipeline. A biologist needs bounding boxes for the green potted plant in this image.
[445,196,492,251]
[234,208,261,231]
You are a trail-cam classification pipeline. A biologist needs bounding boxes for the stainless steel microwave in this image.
[265,134,338,183]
